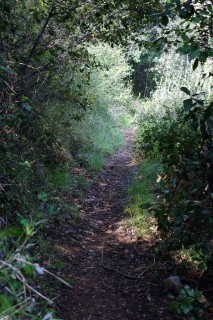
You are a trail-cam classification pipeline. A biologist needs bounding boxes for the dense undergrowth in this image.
[0,40,135,318]
[128,49,212,318]
[135,51,212,261]
[1,0,212,318]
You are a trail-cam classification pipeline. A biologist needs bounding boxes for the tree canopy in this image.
[0,0,212,319]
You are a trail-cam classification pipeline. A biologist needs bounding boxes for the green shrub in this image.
[134,51,213,267]
[168,285,206,319]
[0,221,64,319]
[0,41,135,318]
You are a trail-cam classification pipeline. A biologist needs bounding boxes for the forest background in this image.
[0,0,212,319]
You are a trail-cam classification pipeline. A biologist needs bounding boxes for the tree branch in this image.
[27,5,56,63]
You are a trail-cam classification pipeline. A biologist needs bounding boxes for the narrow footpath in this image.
[52,129,173,320]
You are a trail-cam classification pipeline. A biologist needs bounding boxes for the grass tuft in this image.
[126,158,162,239]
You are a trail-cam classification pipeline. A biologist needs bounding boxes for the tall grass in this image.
[126,158,162,239]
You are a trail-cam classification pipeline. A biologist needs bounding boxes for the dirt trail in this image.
[53,128,172,320]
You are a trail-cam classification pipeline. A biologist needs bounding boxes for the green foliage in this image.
[49,169,71,190]
[0,220,62,319]
[168,285,205,319]
[135,49,213,267]
[126,158,162,239]
[156,1,212,67]
[1,28,134,317]
[1,0,212,317]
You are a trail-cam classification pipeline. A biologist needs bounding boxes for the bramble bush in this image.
[135,51,213,268]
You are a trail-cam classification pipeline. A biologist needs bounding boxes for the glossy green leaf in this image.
[181,87,191,95]
[192,58,199,70]
[183,98,192,111]
[205,48,213,57]
[199,52,208,63]
[161,15,169,26]
[189,50,200,59]
[180,303,192,315]
[207,4,212,12]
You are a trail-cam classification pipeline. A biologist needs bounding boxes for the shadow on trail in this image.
[50,129,173,320]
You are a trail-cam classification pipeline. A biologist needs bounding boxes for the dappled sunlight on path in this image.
[52,128,173,320]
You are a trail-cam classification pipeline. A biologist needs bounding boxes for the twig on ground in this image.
[138,254,156,279]
[100,244,156,280]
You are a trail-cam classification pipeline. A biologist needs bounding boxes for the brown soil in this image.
[49,129,174,320]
